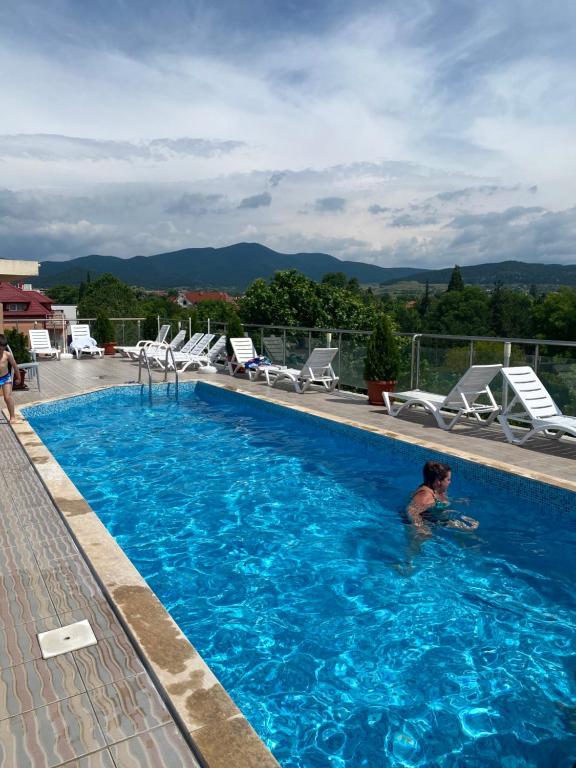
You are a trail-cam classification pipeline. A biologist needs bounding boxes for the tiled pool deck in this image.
[2,356,575,768]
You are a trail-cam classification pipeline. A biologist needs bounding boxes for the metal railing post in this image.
[534,344,539,373]
[502,342,512,410]
[469,340,474,368]
[283,329,287,365]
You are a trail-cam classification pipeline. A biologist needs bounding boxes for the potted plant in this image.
[364,313,400,405]
[93,312,116,355]
[5,329,31,390]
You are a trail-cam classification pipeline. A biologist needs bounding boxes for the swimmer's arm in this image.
[445,515,479,531]
[406,490,433,534]
[7,351,20,382]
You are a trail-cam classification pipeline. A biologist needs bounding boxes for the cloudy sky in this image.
[1,0,576,267]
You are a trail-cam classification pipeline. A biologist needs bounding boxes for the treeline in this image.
[48,265,576,342]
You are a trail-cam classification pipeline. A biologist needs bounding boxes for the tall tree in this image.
[419,281,431,319]
[447,265,465,292]
[77,273,140,317]
[425,286,491,335]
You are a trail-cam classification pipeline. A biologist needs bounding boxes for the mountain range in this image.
[33,243,576,291]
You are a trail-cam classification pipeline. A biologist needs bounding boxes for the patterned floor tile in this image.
[17,502,61,528]
[0,653,86,720]
[0,540,38,574]
[0,512,27,549]
[57,749,116,768]
[23,512,69,546]
[58,599,125,641]
[4,470,48,510]
[74,633,144,690]
[88,673,172,745]
[0,569,56,629]
[109,723,201,767]
[0,616,61,670]
[41,557,104,613]
[32,535,80,567]
[0,692,106,767]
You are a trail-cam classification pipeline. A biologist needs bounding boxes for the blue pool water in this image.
[25,383,576,767]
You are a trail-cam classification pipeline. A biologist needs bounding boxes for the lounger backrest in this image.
[169,329,186,350]
[230,337,257,363]
[156,324,171,344]
[502,366,561,419]
[263,336,285,363]
[178,332,204,354]
[71,324,93,341]
[190,333,215,356]
[300,347,338,377]
[29,329,53,349]
[207,335,227,361]
[443,364,502,407]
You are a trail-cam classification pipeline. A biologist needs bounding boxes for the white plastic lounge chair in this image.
[263,335,286,364]
[227,337,264,379]
[173,332,204,356]
[139,330,188,366]
[382,364,502,430]
[69,325,104,359]
[28,329,60,360]
[116,324,171,358]
[264,347,339,393]
[149,333,215,370]
[170,335,227,372]
[498,366,576,445]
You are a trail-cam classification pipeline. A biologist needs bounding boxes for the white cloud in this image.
[0,0,575,267]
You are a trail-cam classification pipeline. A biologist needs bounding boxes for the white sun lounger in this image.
[498,365,576,445]
[28,329,60,360]
[170,335,227,372]
[227,337,265,380]
[263,335,286,364]
[264,347,339,393]
[139,330,188,366]
[116,324,171,358]
[150,333,216,370]
[70,325,104,359]
[383,364,502,430]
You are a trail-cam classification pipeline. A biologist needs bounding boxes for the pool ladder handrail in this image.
[137,345,179,398]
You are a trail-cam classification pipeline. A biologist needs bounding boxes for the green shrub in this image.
[4,329,31,364]
[363,314,400,381]
[93,312,115,344]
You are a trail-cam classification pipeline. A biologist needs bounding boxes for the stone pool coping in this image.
[9,377,576,767]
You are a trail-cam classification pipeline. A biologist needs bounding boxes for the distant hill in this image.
[381,260,576,288]
[34,243,424,291]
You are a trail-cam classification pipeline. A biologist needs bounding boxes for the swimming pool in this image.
[25,383,576,767]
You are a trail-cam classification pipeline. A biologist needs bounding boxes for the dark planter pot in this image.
[104,342,116,356]
[366,379,396,406]
[12,369,27,391]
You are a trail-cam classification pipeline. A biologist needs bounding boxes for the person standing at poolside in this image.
[407,460,478,533]
[0,334,21,423]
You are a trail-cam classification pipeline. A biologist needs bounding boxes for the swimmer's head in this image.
[423,460,451,491]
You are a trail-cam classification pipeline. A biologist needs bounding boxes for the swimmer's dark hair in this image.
[422,460,451,488]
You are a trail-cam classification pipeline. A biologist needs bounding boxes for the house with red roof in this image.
[0,282,56,335]
[176,290,235,308]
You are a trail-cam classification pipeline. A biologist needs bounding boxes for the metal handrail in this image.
[137,346,154,397]
[137,345,179,400]
[163,347,179,398]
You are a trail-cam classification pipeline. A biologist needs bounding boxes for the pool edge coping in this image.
[7,376,576,766]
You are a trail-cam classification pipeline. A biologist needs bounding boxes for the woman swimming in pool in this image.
[407,460,479,533]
